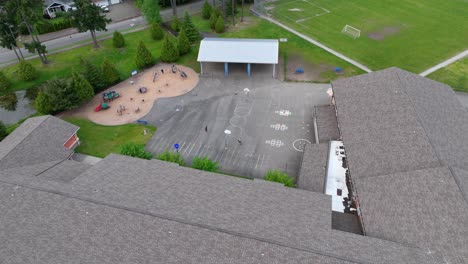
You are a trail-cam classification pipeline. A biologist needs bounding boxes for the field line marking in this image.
[187,142,196,156]
[255,154,261,169]
[251,8,372,73]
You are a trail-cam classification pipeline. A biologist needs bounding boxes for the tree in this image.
[209,12,218,30]
[71,0,112,48]
[169,0,177,17]
[35,91,53,114]
[102,60,120,86]
[120,142,152,160]
[135,40,154,69]
[240,0,244,22]
[0,71,11,94]
[0,92,16,111]
[192,156,218,172]
[17,60,38,81]
[0,10,24,62]
[226,0,237,25]
[171,16,180,32]
[141,0,162,24]
[71,72,94,103]
[177,29,190,55]
[156,149,185,165]
[264,170,296,187]
[215,15,225,33]
[112,31,125,48]
[150,21,164,40]
[0,121,7,142]
[160,34,179,62]
[5,0,48,64]
[202,1,212,19]
[81,59,105,93]
[182,11,199,43]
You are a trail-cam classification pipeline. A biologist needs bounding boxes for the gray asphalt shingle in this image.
[315,106,340,143]
[297,143,328,192]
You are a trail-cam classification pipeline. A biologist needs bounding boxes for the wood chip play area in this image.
[67,64,199,126]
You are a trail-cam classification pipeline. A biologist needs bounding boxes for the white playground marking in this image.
[262,0,331,24]
[275,110,292,116]
[293,139,311,152]
[288,8,302,11]
[270,124,289,131]
[265,139,285,147]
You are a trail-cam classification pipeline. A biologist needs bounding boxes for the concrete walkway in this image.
[420,49,468,77]
[250,8,372,73]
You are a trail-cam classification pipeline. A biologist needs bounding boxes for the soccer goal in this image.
[341,25,361,39]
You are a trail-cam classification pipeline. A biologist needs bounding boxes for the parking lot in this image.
[144,66,330,178]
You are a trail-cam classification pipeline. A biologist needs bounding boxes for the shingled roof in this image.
[332,68,468,264]
[0,115,78,170]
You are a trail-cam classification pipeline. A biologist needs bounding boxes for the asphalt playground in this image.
[144,64,330,178]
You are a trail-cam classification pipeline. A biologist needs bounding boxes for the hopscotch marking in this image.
[265,139,285,148]
[275,110,292,116]
[270,124,289,131]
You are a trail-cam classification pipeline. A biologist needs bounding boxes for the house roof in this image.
[297,143,328,192]
[355,166,468,264]
[197,38,279,64]
[44,0,74,8]
[315,105,340,143]
[0,152,436,264]
[0,115,78,170]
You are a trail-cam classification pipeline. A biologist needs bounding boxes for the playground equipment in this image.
[138,87,148,93]
[180,71,187,78]
[172,64,178,73]
[102,91,120,102]
[334,67,343,73]
[94,103,110,112]
[295,67,304,74]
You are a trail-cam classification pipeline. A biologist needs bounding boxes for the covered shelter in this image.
[197,38,279,77]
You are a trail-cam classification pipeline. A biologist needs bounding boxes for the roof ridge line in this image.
[0,115,49,163]
[0,179,374,264]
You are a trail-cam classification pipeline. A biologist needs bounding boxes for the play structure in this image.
[102,91,120,102]
[139,87,148,93]
[94,103,110,112]
[295,67,304,74]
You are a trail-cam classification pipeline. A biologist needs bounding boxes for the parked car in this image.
[101,5,110,12]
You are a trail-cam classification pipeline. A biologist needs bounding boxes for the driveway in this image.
[144,66,330,179]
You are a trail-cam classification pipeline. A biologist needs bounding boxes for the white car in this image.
[101,5,110,12]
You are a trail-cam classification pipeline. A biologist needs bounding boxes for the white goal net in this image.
[341,25,361,39]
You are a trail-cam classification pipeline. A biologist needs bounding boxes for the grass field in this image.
[428,57,468,92]
[63,117,156,158]
[258,0,468,72]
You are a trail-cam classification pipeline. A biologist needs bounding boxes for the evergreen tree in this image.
[182,11,199,43]
[81,59,105,93]
[171,16,180,32]
[141,0,162,24]
[177,29,191,55]
[18,60,38,81]
[112,31,125,48]
[160,34,179,62]
[215,15,225,33]
[135,40,155,69]
[209,12,218,30]
[0,71,11,94]
[150,21,164,40]
[202,1,212,19]
[35,91,53,114]
[71,72,94,103]
[102,60,120,86]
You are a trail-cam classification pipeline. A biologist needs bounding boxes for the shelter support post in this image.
[200,62,203,75]
[224,62,228,77]
[247,63,251,77]
[273,64,276,78]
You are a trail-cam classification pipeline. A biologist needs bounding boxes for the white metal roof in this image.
[197,38,279,64]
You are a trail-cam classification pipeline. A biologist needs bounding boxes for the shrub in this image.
[192,156,218,172]
[112,31,125,48]
[215,16,225,33]
[0,71,11,94]
[182,11,199,43]
[150,21,164,40]
[160,34,179,62]
[141,0,162,24]
[102,60,120,86]
[35,91,53,114]
[156,149,185,166]
[0,121,7,142]
[135,40,155,69]
[71,72,94,103]
[120,142,153,160]
[18,60,38,81]
[38,78,80,114]
[35,18,73,35]
[209,12,218,30]
[264,170,296,187]
[0,93,17,111]
[81,59,105,93]
[171,16,180,32]
[177,29,191,55]
[202,1,212,19]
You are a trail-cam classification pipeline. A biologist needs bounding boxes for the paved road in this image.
[420,50,468,77]
[0,0,205,66]
[144,65,330,179]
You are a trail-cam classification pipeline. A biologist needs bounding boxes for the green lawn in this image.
[1,28,182,94]
[428,58,468,92]
[258,0,468,72]
[192,9,365,79]
[63,117,156,158]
